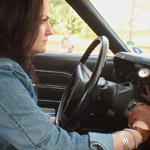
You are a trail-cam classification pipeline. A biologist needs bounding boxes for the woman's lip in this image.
[43,40,48,42]
[43,40,48,44]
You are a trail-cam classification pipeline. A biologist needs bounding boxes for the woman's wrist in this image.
[49,117,56,124]
[112,128,144,150]
[131,129,143,145]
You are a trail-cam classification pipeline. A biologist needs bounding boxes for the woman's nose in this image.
[46,23,54,36]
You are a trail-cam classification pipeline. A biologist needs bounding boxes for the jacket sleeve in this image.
[0,67,113,150]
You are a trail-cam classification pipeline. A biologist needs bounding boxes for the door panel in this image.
[34,52,114,112]
[35,69,71,110]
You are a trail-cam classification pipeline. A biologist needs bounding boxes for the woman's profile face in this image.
[30,0,53,55]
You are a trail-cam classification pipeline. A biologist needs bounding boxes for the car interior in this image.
[33,0,150,149]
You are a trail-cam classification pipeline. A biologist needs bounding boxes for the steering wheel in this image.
[55,36,109,131]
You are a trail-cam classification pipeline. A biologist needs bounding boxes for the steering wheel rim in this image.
[55,36,109,131]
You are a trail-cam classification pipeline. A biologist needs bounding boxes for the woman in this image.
[0,0,149,149]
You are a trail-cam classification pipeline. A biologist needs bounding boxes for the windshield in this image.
[90,0,150,55]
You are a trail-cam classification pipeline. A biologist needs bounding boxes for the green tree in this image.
[48,0,96,39]
[48,0,83,34]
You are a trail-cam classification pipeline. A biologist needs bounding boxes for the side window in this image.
[47,0,113,56]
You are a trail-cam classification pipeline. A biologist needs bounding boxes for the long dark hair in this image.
[0,0,43,82]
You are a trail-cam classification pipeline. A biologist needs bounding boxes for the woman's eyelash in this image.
[40,18,47,24]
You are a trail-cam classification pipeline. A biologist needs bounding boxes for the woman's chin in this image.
[29,48,47,56]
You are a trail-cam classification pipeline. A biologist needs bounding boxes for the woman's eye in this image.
[40,19,47,24]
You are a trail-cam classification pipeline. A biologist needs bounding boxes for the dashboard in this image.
[114,52,150,103]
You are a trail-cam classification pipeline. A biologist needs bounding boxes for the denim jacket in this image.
[0,57,113,150]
